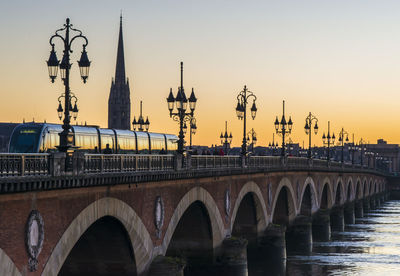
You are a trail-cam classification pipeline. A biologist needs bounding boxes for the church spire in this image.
[115,14,126,84]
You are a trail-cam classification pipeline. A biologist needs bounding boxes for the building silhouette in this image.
[108,15,131,130]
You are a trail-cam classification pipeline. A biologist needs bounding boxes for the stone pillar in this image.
[363,198,370,213]
[258,225,286,261]
[355,200,363,218]
[312,210,331,242]
[174,154,183,171]
[286,216,313,254]
[219,237,248,276]
[148,255,185,276]
[344,203,355,225]
[330,207,345,232]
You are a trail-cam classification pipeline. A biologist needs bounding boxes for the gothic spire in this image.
[115,14,126,84]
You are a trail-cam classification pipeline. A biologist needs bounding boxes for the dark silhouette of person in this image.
[103,144,112,154]
[159,148,166,154]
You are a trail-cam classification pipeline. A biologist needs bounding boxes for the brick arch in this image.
[298,176,318,215]
[345,177,354,202]
[355,177,362,200]
[0,248,21,276]
[334,177,345,206]
[319,177,334,209]
[270,177,297,223]
[369,179,373,196]
[230,181,268,234]
[161,186,225,256]
[362,177,368,198]
[42,197,153,276]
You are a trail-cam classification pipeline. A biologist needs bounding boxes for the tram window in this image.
[137,136,149,154]
[151,138,164,153]
[167,139,178,152]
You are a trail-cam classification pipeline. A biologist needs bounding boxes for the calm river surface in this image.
[286,200,400,276]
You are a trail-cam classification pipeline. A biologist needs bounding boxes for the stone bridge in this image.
[0,154,389,275]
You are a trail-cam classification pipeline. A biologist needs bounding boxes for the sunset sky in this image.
[1,0,400,147]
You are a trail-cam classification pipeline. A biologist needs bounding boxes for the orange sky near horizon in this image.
[1,1,400,147]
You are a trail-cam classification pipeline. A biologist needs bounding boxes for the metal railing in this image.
[190,155,241,169]
[83,154,175,174]
[0,153,50,176]
[0,152,388,178]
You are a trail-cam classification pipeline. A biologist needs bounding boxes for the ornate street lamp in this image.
[166,62,197,154]
[220,121,232,154]
[133,101,150,131]
[348,133,357,165]
[304,112,318,159]
[189,118,197,149]
[247,128,257,153]
[274,100,293,157]
[47,18,90,152]
[337,127,349,164]
[268,133,279,156]
[358,138,367,167]
[322,121,336,161]
[235,85,257,156]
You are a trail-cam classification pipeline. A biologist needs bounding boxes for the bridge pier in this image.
[312,210,331,242]
[148,255,185,276]
[370,197,377,209]
[363,198,371,213]
[330,207,345,232]
[344,203,355,225]
[218,237,248,276]
[286,216,313,254]
[355,200,364,218]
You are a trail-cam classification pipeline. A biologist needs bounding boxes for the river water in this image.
[286,200,400,276]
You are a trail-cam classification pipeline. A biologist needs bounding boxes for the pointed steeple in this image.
[115,14,126,84]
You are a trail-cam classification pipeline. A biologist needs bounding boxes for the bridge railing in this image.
[0,153,50,177]
[83,154,175,173]
[190,155,241,169]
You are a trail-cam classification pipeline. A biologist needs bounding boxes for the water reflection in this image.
[287,200,400,276]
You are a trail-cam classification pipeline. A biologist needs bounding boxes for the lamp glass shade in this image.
[59,54,70,80]
[288,117,293,131]
[314,122,319,135]
[235,102,241,118]
[78,47,91,83]
[250,101,257,120]
[189,89,197,111]
[181,90,188,111]
[274,117,279,131]
[167,89,175,111]
[57,102,63,120]
[175,89,183,110]
[47,48,59,82]
[72,103,78,120]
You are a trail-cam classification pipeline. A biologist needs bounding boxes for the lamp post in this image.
[304,112,318,159]
[268,133,279,156]
[189,118,197,149]
[166,62,197,154]
[132,101,150,131]
[47,18,90,152]
[274,100,293,157]
[247,128,257,153]
[322,121,335,161]
[337,127,349,164]
[220,121,232,154]
[348,133,357,165]
[358,138,367,167]
[235,85,257,156]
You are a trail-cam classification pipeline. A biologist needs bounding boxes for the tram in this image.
[8,123,178,154]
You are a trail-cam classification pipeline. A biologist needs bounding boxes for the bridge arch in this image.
[42,197,153,276]
[319,177,334,209]
[369,179,373,196]
[0,248,21,276]
[363,178,368,198]
[355,179,362,200]
[161,186,225,256]
[230,181,268,234]
[298,177,318,216]
[334,178,345,206]
[271,177,297,225]
[346,178,353,202]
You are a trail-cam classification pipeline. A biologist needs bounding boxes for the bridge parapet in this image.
[0,152,389,194]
